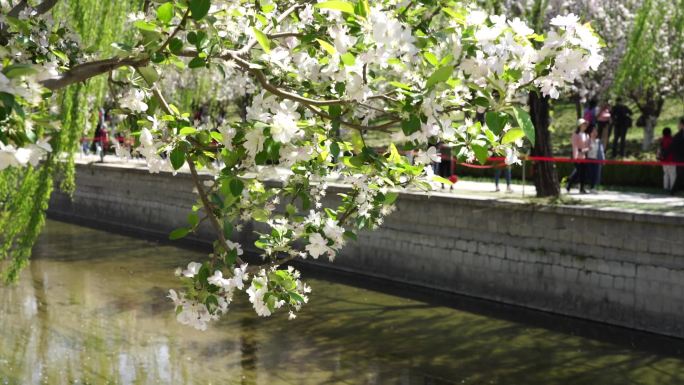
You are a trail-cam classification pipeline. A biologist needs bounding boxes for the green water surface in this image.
[1,220,684,385]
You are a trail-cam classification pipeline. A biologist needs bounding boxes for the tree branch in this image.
[188,161,246,267]
[40,56,148,91]
[8,0,59,17]
[267,32,304,39]
[34,0,59,15]
[7,0,28,18]
[237,3,306,55]
[158,8,190,53]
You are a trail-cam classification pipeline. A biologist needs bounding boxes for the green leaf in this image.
[401,114,421,136]
[350,131,364,152]
[229,178,244,197]
[138,66,159,85]
[169,227,189,240]
[187,212,199,228]
[471,144,489,165]
[316,39,336,55]
[253,28,271,53]
[511,107,535,145]
[170,147,186,170]
[179,126,197,136]
[330,142,340,158]
[485,112,508,135]
[188,56,206,68]
[2,64,38,79]
[223,218,233,239]
[169,38,183,53]
[289,292,305,303]
[314,1,355,14]
[501,128,525,145]
[189,0,210,20]
[210,131,223,142]
[340,52,355,66]
[156,2,174,23]
[389,81,412,91]
[423,52,438,66]
[425,65,453,89]
[387,143,402,163]
[133,20,158,32]
[384,192,399,204]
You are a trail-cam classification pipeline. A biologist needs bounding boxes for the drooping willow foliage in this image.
[0,0,142,282]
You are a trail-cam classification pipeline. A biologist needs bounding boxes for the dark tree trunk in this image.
[574,93,582,119]
[528,92,560,197]
[633,90,665,151]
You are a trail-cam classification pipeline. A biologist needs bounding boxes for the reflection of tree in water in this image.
[240,316,258,385]
[4,221,684,385]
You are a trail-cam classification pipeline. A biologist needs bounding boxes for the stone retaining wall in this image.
[49,162,684,337]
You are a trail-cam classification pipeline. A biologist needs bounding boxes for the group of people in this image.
[567,116,684,194]
[566,118,605,194]
[582,98,634,159]
[80,108,134,162]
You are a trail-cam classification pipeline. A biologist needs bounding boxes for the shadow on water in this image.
[1,219,684,385]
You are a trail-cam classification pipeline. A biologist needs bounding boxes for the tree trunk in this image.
[528,92,560,197]
[636,91,665,152]
[642,115,657,151]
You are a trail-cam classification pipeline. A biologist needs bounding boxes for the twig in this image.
[237,3,306,55]
[158,8,190,53]
[188,161,246,266]
[267,32,304,39]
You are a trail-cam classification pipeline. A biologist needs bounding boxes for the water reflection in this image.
[1,220,684,384]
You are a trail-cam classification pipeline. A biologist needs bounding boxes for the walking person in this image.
[670,118,684,195]
[611,98,633,158]
[586,128,605,192]
[658,127,676,191]
[566,119,591,194]
[494,166,513,193]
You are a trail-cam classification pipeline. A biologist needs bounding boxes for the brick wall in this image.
[49,162,684,337]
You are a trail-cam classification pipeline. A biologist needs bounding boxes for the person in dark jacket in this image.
[670,117,684,194]
[611,98,633,158]
[658,127,676,191]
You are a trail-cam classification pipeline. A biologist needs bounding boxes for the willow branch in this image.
[40,56,148,91]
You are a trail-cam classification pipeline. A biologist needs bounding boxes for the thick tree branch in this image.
[7,0,59,17]
[34,0,59,15]
[40,56,148,91]
[7,0,28,17]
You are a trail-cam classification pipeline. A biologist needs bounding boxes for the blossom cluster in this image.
[1,0,604,329]
[0,2,84,169]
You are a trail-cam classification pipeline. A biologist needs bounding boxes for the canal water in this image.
[1,220,684,385]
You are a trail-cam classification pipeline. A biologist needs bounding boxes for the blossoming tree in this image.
[0,0,601,330]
